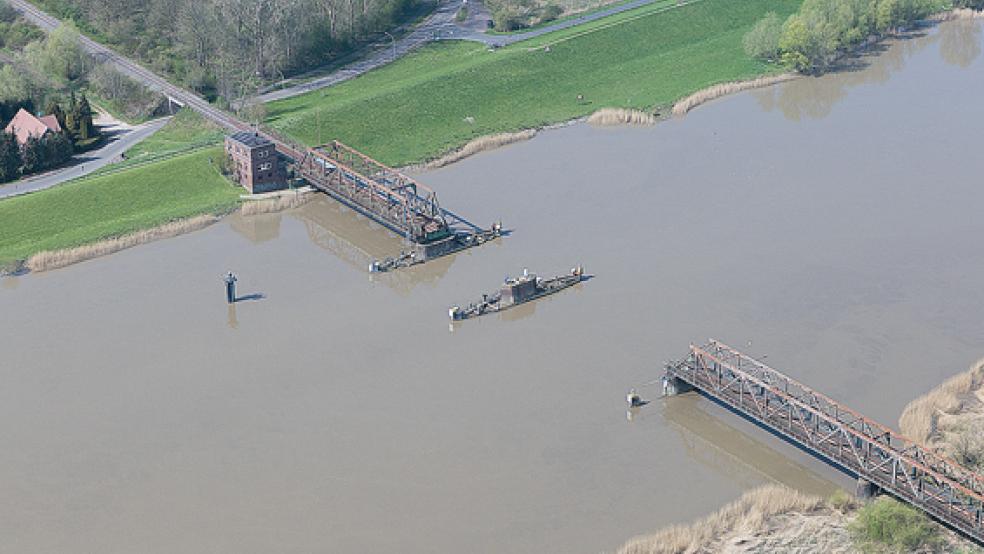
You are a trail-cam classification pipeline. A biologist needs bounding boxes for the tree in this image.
[20,135,45,174]
[743,12,783,61]
[64,92,78,136]
[76,94,95,140]
[43,131,74,166]
[0,131,20,183]
[44,100,67,131]
[25,23,88,82]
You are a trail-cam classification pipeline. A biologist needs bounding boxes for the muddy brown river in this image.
[2,19,983,554]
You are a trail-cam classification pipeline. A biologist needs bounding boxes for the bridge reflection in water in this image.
[291,197,459,295]
[666,340,984,543]
[659,394,841,498]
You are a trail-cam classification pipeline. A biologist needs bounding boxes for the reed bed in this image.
[587,108,657,127]
[25,214,221,273]
[616,485,825,554]
[899,358,984,445]
[240,191,314,216]
[672,74,797,116]
[422,130,537,169]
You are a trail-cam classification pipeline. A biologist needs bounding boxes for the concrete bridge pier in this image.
[662,373,693,396]
[856,477,881,500]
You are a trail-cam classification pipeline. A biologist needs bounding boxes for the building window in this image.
[259,162,272,171]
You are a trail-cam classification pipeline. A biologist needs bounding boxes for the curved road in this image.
[0,117,170,199]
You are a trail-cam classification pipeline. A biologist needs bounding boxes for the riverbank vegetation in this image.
[849,496,942,552]
[26,0,434,105]
[616,485,975,553]
[900,358,984,471]
[266,0,802,166]
[0,146,239,271]
[743,0,971,73]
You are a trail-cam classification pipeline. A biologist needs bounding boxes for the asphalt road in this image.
[0,117,170,199]
[254,0,672,104]
[8,0,682,125]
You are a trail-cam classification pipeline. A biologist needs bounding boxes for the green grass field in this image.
[127,110,224,159]
[266,0,802,166]
[0,147,239,267]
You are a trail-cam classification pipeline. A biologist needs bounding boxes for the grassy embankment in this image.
[266,0,802,167]
[0,112,238,271]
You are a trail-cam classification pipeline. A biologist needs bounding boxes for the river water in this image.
[2,19,983,554]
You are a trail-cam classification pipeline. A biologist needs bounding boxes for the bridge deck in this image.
[665,340,984,543]
[294,141,449,243]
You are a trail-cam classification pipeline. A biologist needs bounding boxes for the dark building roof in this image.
[228,131,273,149]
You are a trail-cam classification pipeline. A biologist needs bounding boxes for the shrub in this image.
[539,4,563,23]
[491,5,528,31]
[743,12,782,60]
[87,63,164,120]
[0,2,17,23]
[849,497,941,552]
[830,489,858,513]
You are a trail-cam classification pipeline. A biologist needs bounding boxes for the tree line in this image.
[742,0,975,73]
[32,0,426,105]
[0,8,166,122]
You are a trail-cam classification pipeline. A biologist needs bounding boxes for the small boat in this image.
[449,266,585,320]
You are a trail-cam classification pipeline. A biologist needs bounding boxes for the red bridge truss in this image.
[665,340,984,542]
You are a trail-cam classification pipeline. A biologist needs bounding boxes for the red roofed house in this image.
[4,108,62,146]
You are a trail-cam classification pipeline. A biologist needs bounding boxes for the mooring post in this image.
[224,272,238,304]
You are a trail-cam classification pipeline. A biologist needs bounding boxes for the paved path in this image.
[254,0,673,104]
[0,117,170,199]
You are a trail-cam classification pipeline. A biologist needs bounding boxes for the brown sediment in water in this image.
[25,214,223,273]
[587,108,658,127]
[240,190,314,216]
[672,74,799,117]
[419,130,537,170]
[899,359,984,454]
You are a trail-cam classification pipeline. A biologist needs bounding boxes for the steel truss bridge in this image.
[294,140,466,244]
[665,340,984,543]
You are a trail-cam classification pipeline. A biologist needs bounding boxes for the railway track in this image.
[7,0,245,132]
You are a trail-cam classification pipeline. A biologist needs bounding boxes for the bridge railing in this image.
[667,340,984,541]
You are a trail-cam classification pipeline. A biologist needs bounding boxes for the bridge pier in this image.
[662,373,693,396]
[855,477,881,500]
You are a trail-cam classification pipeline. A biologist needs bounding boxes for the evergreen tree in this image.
[64,91,78,136]
[21,135,45,174]
[0,131,20,183]
[43,131,74,167]
[77,94,94,140]
[44,100,67,131]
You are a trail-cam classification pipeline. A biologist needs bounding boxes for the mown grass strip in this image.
[266,0,802,166]
[0,146,240,266]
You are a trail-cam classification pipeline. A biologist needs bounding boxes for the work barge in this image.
[293,140,502,271]
[449,267,585,320]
